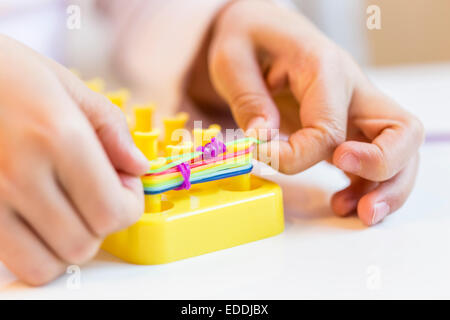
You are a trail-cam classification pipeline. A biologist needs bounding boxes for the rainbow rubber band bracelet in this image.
[143,137,259,194]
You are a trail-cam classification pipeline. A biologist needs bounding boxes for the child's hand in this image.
[0,36,148,285]
[207,0,424,225]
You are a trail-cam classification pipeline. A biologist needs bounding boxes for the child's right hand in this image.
[206,0,424,226]
[0,35,149,285]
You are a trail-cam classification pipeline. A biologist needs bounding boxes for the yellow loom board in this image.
[91,77,285,265]
[102,174,284,265]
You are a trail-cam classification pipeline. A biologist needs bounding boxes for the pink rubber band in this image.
[145,146,253,177]
[174,137,227,190]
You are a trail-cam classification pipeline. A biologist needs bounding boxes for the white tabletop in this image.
[1,63,450,299]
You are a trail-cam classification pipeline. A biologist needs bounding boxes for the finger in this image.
[77,90,150,176]
[209,35,280,136]
[0,206,65,286]
[266,59,288,95]
[333,125,421,182]
[357,154,419,226]
[54,110,144,237]
[331,178,378,217]
[6,167,101,265]
[258,55,351,174]
[1,36,147,176]
[43,58,149,176]
[333,96,424,181]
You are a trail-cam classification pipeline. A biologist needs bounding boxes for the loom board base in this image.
[101,175,284,265]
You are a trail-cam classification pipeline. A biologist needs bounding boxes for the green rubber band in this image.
[146,137,260,174]
[143,159,251,187]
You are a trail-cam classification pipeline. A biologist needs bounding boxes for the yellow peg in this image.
[203,124,221,145]
[148,157,167,170]
[226,173,251,191]
[143,157,167,214]
[165,141,193,158]
[106,88,130,111]
[163,112,189,146]
[145,194,162,213]
[193,128,204,150]
[133,104,155,132]
[193,124,222,149]
[85,78,105,93]
[133,129,160,160]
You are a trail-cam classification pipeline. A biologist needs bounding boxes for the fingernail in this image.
[131,145,150,170]
[371,202,390,225]
[245,117,269,141]
[247,116,267,130]
[244,128,258,139]
[338,152,361,173]
[120,174,143,191]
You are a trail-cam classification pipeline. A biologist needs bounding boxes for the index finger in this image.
[258,55,352,174]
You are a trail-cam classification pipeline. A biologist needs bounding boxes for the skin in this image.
[0,35,149,285]
[189,0,424,226]
[0,0,424,286]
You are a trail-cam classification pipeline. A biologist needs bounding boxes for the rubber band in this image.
[174,162,191,190]
[145,146,253,177]
[143,155,252,184]
[143,158,251,188]
[142,137,257,194]
[146,137,259,174]
[173,137,227,191]
[144,164,253,194]
[196,137,227,160]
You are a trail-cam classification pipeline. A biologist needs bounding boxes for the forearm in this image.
[99,0,295,113]
[98,0,230,116]
[186,0,300,112]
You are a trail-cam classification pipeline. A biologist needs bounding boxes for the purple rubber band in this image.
[196,137,227,160]
[174,162,191,190]
[175,137,227,191]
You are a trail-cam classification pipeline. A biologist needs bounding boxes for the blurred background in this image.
[2,0,449,70]
[2,0,448,128]
[296,0,450,66]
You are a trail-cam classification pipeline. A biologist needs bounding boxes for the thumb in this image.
[209,36,279,138]
[51,65,149,176]
[333,118,423,182]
